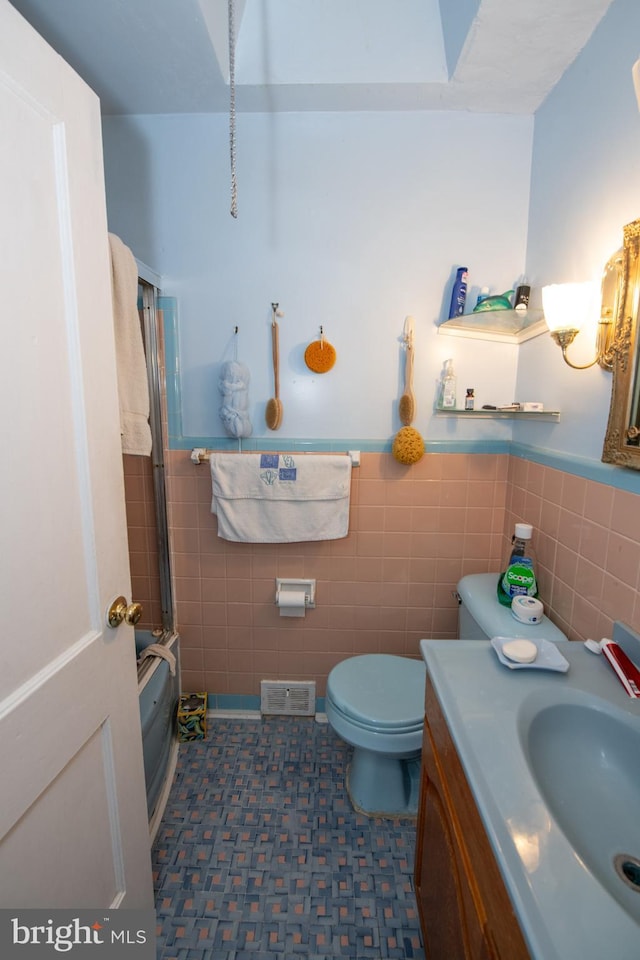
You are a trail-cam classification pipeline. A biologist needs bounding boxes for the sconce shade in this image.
[633,58,640,111]
[542,282,598,334]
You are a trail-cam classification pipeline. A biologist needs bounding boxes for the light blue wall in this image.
[517,0,640,469]
[101,0,640,493]
[103,110,532,445]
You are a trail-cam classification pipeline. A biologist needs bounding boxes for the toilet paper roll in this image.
[277,588,307,618]
[511,595,544,624]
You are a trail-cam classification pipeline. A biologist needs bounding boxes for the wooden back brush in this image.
[392,315,424,465]
[265,303,283,430]
[399,316,416,425]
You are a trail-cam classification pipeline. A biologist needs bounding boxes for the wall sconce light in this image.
[542,281,613,370]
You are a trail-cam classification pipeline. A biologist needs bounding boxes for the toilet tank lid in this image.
[457,573,568,643]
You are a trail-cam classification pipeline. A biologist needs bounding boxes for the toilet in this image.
[325,572,568,816]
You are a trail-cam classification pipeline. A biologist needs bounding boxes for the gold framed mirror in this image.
[602,218,640,469]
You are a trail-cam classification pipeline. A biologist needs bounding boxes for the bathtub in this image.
[136,630,180,839]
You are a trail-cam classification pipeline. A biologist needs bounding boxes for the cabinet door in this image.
[416,753,498,959]
[415,679,530,960]
[417,771,474,959]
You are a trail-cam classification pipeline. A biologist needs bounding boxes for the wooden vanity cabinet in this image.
[414,676,530,960]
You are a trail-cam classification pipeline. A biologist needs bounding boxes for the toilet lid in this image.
[328,654,426,730]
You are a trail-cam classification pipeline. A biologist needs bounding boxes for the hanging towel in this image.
[210,453,351,543]
[138,642,177,676]
[108,233,152,456]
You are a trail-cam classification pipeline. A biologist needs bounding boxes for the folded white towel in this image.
[138,642,177,676]
[210,453,351,543]
[109,233,152,456]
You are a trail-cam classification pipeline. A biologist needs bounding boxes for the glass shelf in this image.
[437,308,547,344]
[435,408,560,421]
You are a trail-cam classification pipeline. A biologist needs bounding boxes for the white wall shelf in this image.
[434,408,560,421]
[437,308,547,344]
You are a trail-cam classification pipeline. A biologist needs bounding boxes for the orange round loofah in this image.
[304,339,336,373]
[392,426,425,465]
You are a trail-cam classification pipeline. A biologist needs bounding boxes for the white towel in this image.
[138,642,177,676]
[210,453,351,543]
[108,233,152,456]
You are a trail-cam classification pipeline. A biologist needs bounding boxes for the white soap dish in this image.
[491,636,570,673]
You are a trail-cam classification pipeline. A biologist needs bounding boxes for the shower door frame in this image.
[138,273,174,634]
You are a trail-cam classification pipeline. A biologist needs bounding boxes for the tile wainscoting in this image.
[124,452,163,631]
[157,448,640,700]
[166,450,507,699]
[506,454,640,645]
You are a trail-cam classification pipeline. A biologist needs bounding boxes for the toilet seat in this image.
[325,654,425,815]
[326,654,425,732]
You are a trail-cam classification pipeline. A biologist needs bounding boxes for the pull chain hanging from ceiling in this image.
[228,0,238,218]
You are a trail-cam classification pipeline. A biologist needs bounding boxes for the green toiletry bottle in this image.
[497,523,538,606]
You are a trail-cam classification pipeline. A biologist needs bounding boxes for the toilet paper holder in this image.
[275,578,316,609]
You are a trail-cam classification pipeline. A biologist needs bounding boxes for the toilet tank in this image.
[457,573,568,643]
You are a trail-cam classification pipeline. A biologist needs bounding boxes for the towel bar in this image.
[191,448,360,466]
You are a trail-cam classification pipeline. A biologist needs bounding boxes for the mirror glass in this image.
[602,218,640,469]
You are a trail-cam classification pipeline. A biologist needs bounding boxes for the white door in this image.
[0,2,153,908]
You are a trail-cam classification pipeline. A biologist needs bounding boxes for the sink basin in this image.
[518,691,640,922]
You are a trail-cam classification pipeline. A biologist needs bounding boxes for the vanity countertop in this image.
[419,633,640,960]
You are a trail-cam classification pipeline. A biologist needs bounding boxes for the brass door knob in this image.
[107,596,143,628]
[124,601,143,625]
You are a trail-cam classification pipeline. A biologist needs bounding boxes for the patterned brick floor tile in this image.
[153,719,425,959]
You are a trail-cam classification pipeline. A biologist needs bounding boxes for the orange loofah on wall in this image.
[392,426,425,465]
[304,327,336,373]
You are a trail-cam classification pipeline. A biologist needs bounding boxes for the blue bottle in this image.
[475,287,490,309]
[448,267,468,319]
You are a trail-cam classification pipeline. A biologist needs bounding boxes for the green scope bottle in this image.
[498,523,538,607]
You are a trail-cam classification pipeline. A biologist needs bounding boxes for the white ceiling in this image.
[8,0,614,115]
